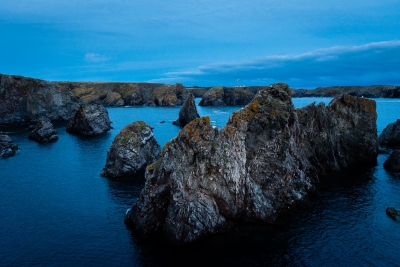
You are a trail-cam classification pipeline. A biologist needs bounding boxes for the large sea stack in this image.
[101,121,161,178]
[125,83,379,244]
[172,93,200,127]
[0,74,80,125]
[66,101,112,136]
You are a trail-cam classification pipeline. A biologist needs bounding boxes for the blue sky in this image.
[1,0,399,88]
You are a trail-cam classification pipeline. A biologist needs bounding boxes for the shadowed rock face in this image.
[0,135,18,158]
[28,117,58,143]
[379,119,400,146]
[383,149,400,172]
[173,94,200,127]
[125,83,379,244]
[66,101,112,136]
[0,74,80,125]
[101,121,161,178]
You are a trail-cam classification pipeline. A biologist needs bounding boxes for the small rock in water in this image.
[386,207,400,222]
[28,117,58,143]
[0,135,18,158]
[379,119,400,146]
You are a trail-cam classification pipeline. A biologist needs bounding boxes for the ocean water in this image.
[0,97,399,267]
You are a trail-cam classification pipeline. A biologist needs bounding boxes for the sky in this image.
[0,0,399,88]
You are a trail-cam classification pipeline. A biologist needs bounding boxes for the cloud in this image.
[157,41,400,88]
[84,53,109,63]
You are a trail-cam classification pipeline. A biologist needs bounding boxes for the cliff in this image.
[125,83,379,244]
[292,85,400,98]
[0,74,80,125]
[58,82,189,107]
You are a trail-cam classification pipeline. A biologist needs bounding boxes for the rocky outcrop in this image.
[383,149,400,172]
[379,119,400,146]
[125,83,378,244]
[173,94,200,127]
[292,85,400,98]
[386,207,400,222]
[101,121,161,178]
[66,101,112,136]
[0,135,18,158]
[0,74,80,125]
[59,82,189,107]
[28,117,58,143]
[199,87,256,106]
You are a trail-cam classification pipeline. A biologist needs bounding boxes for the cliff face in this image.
[125,83,379,244]
[199,86,256,106]
[292,85,400,98]
[0,74,80,125]
[59,82,189,107]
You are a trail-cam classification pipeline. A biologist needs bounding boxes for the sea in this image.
[0,97,399,267]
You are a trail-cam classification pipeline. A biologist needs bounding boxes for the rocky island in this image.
[125,83,379,244]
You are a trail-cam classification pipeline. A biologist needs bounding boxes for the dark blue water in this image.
[1,98,399,267]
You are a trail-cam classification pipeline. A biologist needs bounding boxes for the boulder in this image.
[386,207,400,222]
[383,149,400,172]
[66,101,112,136]
[379,119,400,146]
[125,84,379,244]
[0,74,80,125]
[199,87,255,106]
[28,117,58,143]
[0,135,18,158]
[101,121,161,178]
[172,93,200,127]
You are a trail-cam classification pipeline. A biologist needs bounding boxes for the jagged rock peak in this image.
[101,121,161,178]
[66,101,112,136]
[125,83,379,244]
[172,93,200,127]
[28,117,58,143]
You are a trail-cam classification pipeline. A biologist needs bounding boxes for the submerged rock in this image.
[101,121,161,178]
[173,93,200,127]
[0,135,18,158]
[386,207,400,222]
[28,117,58,143]
[379,119,400,146]
[383,149,400,172]
[125,83,379,244]
[66,101,112,136]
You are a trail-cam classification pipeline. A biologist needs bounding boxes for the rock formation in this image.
[386,207,400,222]
[383,149,400,172]
[379,119,400,146]
[101,121,161,178]
[173,94,200,127]
[125,83,379,244]
[59,82,189,107]
[292,85,400,98]
[0,74,80,125]
[0,135,18,158]
[28,117,58,143]
[66,101,112,136]
[199,87,255,106]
